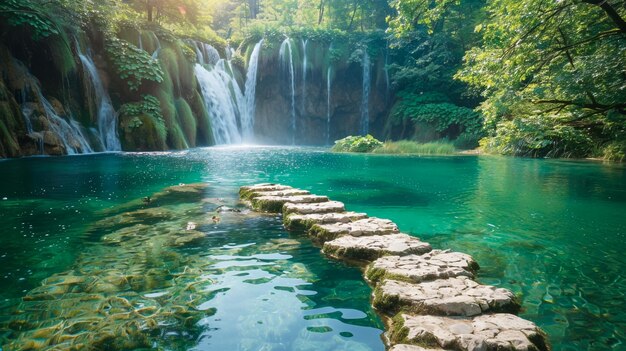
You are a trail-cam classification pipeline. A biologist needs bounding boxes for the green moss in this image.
[175,98,196,147]
[372,285,401,315]
[332,135,383,153]
[308,225,341,243]
[118,95,167,151]
[190,90,213,146]
[388,313,409,344]
[250,197,286,213]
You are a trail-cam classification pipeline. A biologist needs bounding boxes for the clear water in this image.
[1,147,625,350]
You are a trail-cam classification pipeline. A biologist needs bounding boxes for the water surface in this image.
[1,147,625,350]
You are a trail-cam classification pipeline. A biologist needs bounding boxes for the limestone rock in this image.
[283,211,368,231]
[323,234,432,261]
[247,188,310,199]
[390,314,549,351]
[374,277,519,316]
[366,250,479,284]
[309,218,400,242]
[389,345,449,351]
[239,183,293,199]
[251,194,328,213]
[283,201,345,215]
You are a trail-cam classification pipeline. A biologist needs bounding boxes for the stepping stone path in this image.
[284,211,368,231]
[239,184,550,351]
[283,201,345,215]
[390,314,549,351]
[309,217,400,242]
[373,277,519,316]
[366,250,479,284]
[323,234,432,261]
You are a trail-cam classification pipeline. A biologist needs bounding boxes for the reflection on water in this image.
[0,147,625,350]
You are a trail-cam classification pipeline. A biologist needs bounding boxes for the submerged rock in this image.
[389,313,550,351]
[322,234,432,262]
[282,201,345,215]
[283,211,368,231]
[251,194,328,213]
[309,217,399,242]
[366,250,479,284]
[373,277,519,316]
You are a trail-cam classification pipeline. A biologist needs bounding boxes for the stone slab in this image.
[374,277,519,316]
[323,234,432,261]
[366,250,479,284]
[283,211,368,231]
[250,195,328,213]
[390,314,549,351]
[283,201,345,216]
[309,217,400,242]
[239,184,293,199]
[246,189,310,199]
[389,345,449,351]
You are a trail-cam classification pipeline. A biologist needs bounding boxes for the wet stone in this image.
[246,188,310,199]
[309,218,400,242]
[323,234,432,262]
[389,345,450,351]
[374,276,519,316]
[239,183,293,199]
[283,201,345,216]
[366,250,479,284]
[391,313,550,351]
[283,211,368,231]
[251,195,329,213]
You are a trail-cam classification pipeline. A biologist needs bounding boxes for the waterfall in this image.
[195,57,246,145]
[279,38,296,145]
[152,36,161,59]
[361,50,371,135]
[36,90,93,155]
[326,65,332,145]
[384,44,390,103]
[138,32,143,50]
[301,39,308,114]
[243,39,263,141]
[79,53,121,151]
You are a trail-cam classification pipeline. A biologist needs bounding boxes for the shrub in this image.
[372,140,456,155]
[105,37,164,91]
[332,135,383,153]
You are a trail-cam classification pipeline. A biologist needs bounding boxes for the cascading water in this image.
[301,39,308,114]
[279,38,296,145]
[384,43,390,103]
[79,52,121,151]
[152,36,161,59]
[138,32,143,51]
[360,50,371,135]
[195,47,247,144]
[243,39,263,141]
[326,65,332,145]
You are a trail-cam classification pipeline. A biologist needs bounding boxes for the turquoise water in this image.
[1,147,625,350]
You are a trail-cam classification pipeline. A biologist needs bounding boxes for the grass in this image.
[371,140,457,155]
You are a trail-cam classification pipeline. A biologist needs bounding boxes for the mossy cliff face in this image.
[0,16,220,157]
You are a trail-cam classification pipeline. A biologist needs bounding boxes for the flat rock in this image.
[323,234,432,261]
[309,218,400,242]
[366,250,479,284]
[390,314,549,351]
[283,201,345,216]
[284,211,368,231]
[374,277,519,316]
[250,195,328,213]
[246,189,310,199]
[389,345,449,351]
[239,184,293,199]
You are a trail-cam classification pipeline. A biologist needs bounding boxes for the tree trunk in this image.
[583,0,626,33]
[348,0,358,30]
[318,0,325,25]
[146,0,153,22]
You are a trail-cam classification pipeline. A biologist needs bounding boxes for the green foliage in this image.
[119,95,165,124]
[391,91,483,136]
[372,140,457,155]
[105,37,165,91]
[601,141,626,162]
[0,0,60,40]
[480,116,594,158]
[332,135,384,153]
